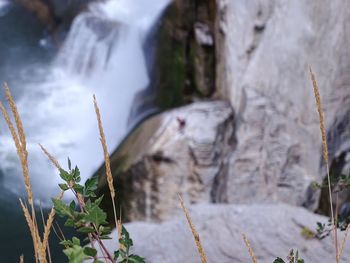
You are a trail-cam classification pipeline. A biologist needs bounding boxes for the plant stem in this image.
[335,192,339,263]
[326,163,338,262]
[92,232,115,262]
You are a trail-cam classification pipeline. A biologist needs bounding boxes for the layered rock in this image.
[96,203,349,263]
[97,101,235,221]
[215,0,350,209]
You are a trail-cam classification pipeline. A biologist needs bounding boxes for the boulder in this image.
[96,101,235,222]
[215,0,350,209]
[95,203,349,263]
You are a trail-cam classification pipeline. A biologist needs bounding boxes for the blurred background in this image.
[1,0,350,262]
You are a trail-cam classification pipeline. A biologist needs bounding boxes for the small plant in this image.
[53,160,144,262]
[114,226,145,263]
[273,250,304,263]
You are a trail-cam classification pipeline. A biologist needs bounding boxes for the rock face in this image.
[154,0,216,109]
[97,204,350,263]
[215,0,350,209]
[96,0,350,227]
[97,101,235,222]
[91,1,350,261]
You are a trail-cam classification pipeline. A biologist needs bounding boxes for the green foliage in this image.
[314,171,350,239]
[273,250,305,263]
[114,226,145,263]
[52,159,144,263]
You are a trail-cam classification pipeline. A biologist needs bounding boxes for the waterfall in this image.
[0,0,10,16]
[0,0,170,201]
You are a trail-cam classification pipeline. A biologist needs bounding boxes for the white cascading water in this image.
[0,0,170,202]
[0,0,10,16]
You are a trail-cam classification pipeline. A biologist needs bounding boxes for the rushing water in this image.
[0,0,169,200]
[0,0,169,260]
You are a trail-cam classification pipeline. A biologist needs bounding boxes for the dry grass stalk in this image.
[39,144,62,170]
[117,219,125,250]
[93,95,120,243]
[178,194,207,263]
[43,191,64,253]
[0,101,33,205]
[242,234,258,263]
[338,223,350,260]
[309,67,338,263]
[38,145,65,254]
[20,255,24,263]
[0,86,60,263]
[39,203,52,263]
[4,84,27,158]
[0,86,42,261]
[19,199,42,262]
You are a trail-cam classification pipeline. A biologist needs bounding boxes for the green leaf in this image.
[52,198,72,217]
[114,250,120,260]
[77,227,95,234]
[99,235,112,240]
[72,237,81,246]
[73,184,84,194]
[69,200,76,212]
[119,226,133,250]
[68,158,72,170]
[99,225,112,236]
[59,183,69,191]
[273,258,285,263]
[128,255,146,263]
[60,240,73,247]
[83,247,97,257]
[94,195,104,206]
[119,238,133,249]
[73,166,81,182]
[59,168,72,182]
[84,177,99,197]
[64,218,75,227]
[83,203,107,228]
[93,260,104,263]
[85,177,98,191]
[63,245,87,263]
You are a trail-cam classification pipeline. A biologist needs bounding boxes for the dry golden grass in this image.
[339,224,350,261]
[39,144,62,170]
[0,86,65,263]
[0,93,33,205]
[20,255,24,263]
[242,234,258,263]
[178,194,207,263]
[309,67,339,263]
[38,144,64,257]
[93,95,121,246]
[42,191,64,253]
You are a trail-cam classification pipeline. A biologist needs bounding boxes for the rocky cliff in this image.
[97,0,350,220]
[215,0,350,213]
[93,0,350,261]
